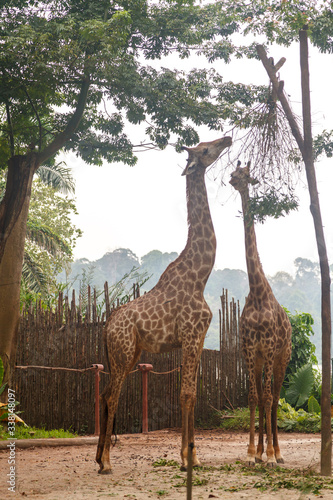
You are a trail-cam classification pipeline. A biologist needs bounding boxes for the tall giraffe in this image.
[230,162,292,467]
[96,136,232,474]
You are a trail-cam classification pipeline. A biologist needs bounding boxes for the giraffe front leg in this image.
[255,362,265,463]
[180,392,200,470]
[180,395,190,471]
[272,355,290,464]
[247,398,257,467]
[263,363,276,468]
[245,360,257,467]
[188,398,201,468]
[180,351,202,471]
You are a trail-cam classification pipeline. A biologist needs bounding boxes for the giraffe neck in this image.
[181,170,216,286]
[240,188,272,295]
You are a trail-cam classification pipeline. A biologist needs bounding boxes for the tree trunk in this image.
[299,28,332,477]
[257,35,332,476]
[0,155,38,395]
[0,77,90,398]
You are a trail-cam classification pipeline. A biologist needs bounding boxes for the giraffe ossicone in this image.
[230,162,292,467]
[96,136,232,474]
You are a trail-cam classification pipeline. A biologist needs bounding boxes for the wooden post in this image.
[91,364,104,436]
[187,442,194,500]
[137,363,153,433]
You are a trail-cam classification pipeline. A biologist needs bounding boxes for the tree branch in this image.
[23,87,42,151]
[37,76,91,164]
[256,44,305,156]
[5,102,15,157]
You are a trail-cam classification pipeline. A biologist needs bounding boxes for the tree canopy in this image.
[0,0,266,171]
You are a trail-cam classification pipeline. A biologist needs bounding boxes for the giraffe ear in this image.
[244,161,258,185]
[250,178,259,186]
[181,160,196,176]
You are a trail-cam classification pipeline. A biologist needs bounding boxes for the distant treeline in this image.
[58,248,333,360]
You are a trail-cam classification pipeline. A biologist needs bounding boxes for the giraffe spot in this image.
[198,240,205,254]
[156,319,163,329]
[151,320,159,330]
[204,226,212,239]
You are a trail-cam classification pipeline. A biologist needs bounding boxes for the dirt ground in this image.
[1,429,333,500]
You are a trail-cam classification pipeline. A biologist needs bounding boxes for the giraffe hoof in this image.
[180,465,187,472]
[255,457,263,463]
[276,458,284,464]
[267,461,277,468]
[98,467,112,475]
[246,461,255,468]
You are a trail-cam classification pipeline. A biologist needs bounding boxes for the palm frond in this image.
[26,219,71,257]
[22,252,48,295]
[36,162,75,194]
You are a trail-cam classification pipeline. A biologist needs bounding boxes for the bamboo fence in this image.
[13,285,248,434]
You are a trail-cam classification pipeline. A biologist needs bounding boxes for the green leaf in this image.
[308,395,321,415]
[285,364,314,408]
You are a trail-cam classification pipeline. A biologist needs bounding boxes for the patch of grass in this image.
[156,490,168,496]
[0,424,77,440]
[152,458,179,468]
[218,463,333,495]
[193,477,209,486]
[174,473,210,488]
[215,407,252,431]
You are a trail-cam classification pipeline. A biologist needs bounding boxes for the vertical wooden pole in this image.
[92,364,104,436]
[138,364,153,433]
[187,442,194,500]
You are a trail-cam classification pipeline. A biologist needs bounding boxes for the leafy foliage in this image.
[284,309,317,378]
[285,364,315,408]
[0,0,266,171]
[313,129,333,160]
[277,399,324,433]
[36,163,76,194]
[21,179,82,299]
[215,399,329,434]
[247,189,298,224]
[308,395,321,415]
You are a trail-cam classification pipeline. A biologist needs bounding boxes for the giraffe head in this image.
[181,136,232,176]
[229,161,259,192]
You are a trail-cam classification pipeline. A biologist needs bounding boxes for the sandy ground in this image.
[1,429,333,500]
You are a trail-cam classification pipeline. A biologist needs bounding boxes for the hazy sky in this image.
[67,40,333,278]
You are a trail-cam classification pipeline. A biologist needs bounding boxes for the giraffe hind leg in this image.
[255,360,265,463]
[97,345,142,474]
[244,356,257,467]
[263,362,276,467]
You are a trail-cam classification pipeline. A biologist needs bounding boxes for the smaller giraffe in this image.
[230,162,292,467]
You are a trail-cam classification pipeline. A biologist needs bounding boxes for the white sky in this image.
[66,41,333,278]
